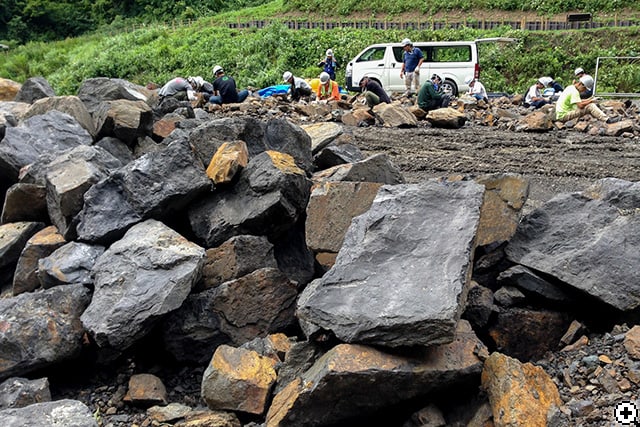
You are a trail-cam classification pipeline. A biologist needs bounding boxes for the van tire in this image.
[442,79,458,97]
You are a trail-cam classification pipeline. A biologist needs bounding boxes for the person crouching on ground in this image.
[359,76,391,108]
[209,65,249,105]
[316,72,341,101]
[465,75,488,103]
[555,75,618,123]
[524,79,549,109]
[417,74,451,112]
[283,71,312,102]
[158,77,197,103]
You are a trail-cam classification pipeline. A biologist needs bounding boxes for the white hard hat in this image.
[538,76,553,87]
[401,38,412,47]
[574,67,585,76]
[212,65,224,76]
[186,76,196,87]
[283,71,293,82]
[326,49,333,56]
[319,72,330,83]
[464,75,474,85]
[579,74,594,90]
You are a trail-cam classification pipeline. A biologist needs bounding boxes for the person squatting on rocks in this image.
[158,77,198,102]
[316,71,341,101]
[359,76,391,108]
[555,74,619,123]
[283,71,312,102]
[399,38,424,96]
[417,74,451,112]
[524,79,550,109]
[209,65,249,105]
[573,67,594,99]
[318,49,338,81]
[464,75,488,103]
[538,76,564,97]
[186,76,214,101]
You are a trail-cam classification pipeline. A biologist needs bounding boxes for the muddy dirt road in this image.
[347,124,640,209]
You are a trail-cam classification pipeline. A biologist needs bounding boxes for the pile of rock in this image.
[0,76,638,427]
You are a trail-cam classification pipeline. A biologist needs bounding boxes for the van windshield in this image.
[357,47,386,62]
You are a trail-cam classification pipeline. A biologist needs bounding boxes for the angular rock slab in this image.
[506,178,640,312]
[75,139,211,245]
[189,151,311,248]
[0,285,91,381]
[0,399,97,427]
[266,320,484,427]
[311,153,405,185]
[297,180,484,347]
[0,111,92,182]
[81,219,205,351]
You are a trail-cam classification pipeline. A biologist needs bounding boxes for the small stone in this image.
[598,354,612,364]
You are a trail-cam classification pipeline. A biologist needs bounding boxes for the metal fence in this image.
[226,18,640,31]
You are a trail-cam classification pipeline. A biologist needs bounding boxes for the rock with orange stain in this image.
[206,140,249,185]
[12,226,66,295]
[266,320,485,427]
[481,352,561,427]
[201,345,277,415]
[123,373,167,407]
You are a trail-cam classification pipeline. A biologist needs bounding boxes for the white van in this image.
[345,38,516,96]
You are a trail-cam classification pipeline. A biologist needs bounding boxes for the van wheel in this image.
[441,79,458,97]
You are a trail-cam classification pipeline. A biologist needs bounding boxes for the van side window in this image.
[431,46,472,62]
[357,47,386,62]
[390,47,400,62]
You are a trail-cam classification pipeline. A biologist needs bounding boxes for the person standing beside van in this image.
[399,38,424,96]
[318,49,339,81]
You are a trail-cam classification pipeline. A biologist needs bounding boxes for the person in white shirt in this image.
[464,75,488,103]
[158,77,197,102]
[524,79,549,109]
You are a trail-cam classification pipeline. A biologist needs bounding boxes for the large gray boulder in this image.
[506,178,640,312]
[45,145,122,239]
[24,96,96,137]
[75,139,211,244]
[189,117,313,174]
[81,220,205,352]
[77,77,154,114]
[189,150,312,248]
[13,77,55,104]
[0,285,91,381]
[0,111,92,182]
[0,399,97,427]
[297,180,484,347]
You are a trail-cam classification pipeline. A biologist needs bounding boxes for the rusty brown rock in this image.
[123,373,168,407]
[624,325,640,360]
[481,352,561,427]
[206,140,249,185]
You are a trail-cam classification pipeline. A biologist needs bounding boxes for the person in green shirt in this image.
[417,74,451,112]
[555,75,618,123]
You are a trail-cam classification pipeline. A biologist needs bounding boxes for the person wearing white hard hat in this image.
[209,65,249,105]
[572,67,593,98]
[524,79,549,109]
[316,71,340,101]
[464,75,488,103]
[317,48,338,81]
[399,38,424,96]
[186,76,214,101]
[283,71,312,101]
[555,74,618,123]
